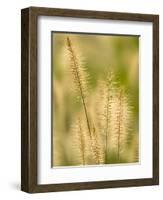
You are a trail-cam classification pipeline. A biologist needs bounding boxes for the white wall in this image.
[0,0,162,199]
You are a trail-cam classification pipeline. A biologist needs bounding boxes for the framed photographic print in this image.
[21,7,159,193]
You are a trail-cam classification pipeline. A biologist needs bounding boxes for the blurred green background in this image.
[52,32,139,167]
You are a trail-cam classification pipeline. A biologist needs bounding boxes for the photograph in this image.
[21,7,159,193]
[52,32,139,167]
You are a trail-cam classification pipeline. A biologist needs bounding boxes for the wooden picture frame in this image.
[21,7,159,193]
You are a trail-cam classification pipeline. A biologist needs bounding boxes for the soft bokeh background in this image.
[0,0,161,199]
[52,32,139,167]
